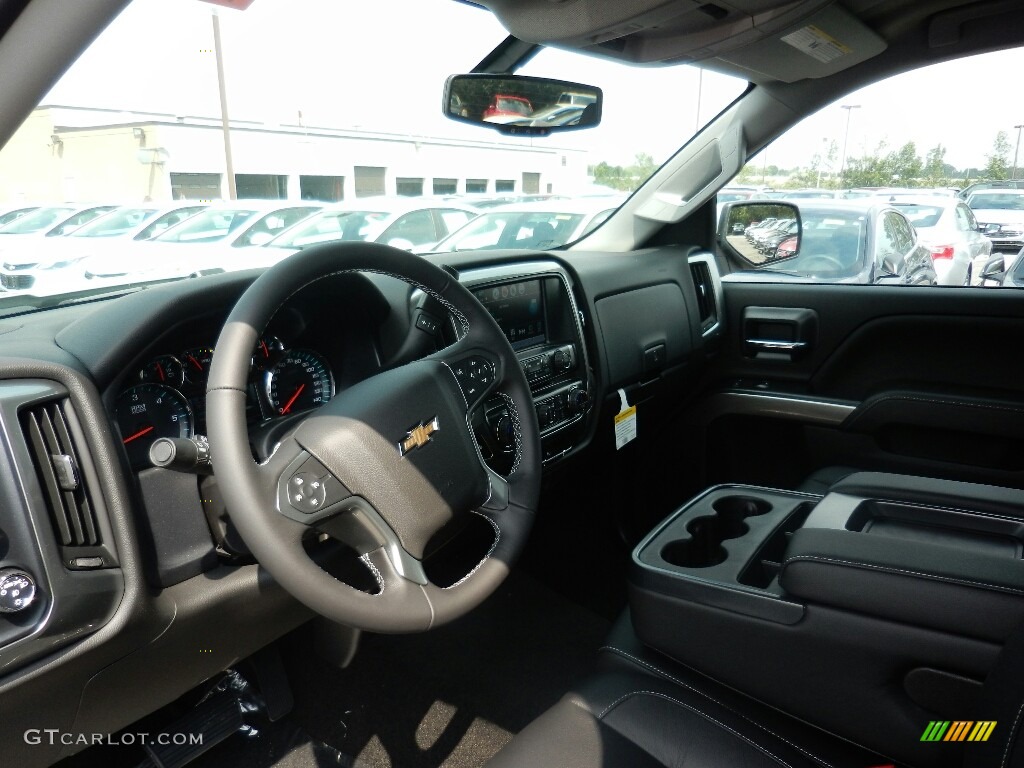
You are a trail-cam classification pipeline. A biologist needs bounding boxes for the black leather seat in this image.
[489,612,1024,768]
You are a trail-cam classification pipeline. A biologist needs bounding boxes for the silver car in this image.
[887,197,991,286]
[965,189,1024,252]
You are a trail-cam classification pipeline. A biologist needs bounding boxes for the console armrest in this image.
[780,523,1024,643]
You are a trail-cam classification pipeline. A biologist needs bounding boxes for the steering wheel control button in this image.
[452,355,496,399]
[415,312,441,335]
[0,569,37,614]
[279,451,352,520]
[288,471,328,513]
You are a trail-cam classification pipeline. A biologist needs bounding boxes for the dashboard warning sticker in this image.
[781,25,852,63]
[614,388,637,450]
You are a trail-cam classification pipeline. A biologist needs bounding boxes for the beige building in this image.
[0,106,590,204]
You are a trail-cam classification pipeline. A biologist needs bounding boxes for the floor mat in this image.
[191,569,611,768]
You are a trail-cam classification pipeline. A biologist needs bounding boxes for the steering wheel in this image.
[206,242,541,632]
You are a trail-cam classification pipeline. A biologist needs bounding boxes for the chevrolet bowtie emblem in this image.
[398,417,440,456]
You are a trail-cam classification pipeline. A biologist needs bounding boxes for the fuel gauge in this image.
[140,355,185,387]
[182,347,215,386]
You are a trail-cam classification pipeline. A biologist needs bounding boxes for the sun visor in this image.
[478,0,884,83]
[713,4,887,82]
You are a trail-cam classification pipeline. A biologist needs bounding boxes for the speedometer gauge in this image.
[267,350,334,416]
[115,383,193,468]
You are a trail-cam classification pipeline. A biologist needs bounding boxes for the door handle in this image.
[745,339,808,352]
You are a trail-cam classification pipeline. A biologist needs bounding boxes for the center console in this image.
[461,262,594,469]
[629,472,1024,768]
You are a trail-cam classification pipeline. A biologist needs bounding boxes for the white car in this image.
[0,204,39,228]
[0,204,207,296]
[886,197,991,285]
[965,189,1024,253]
[0,204,117,290]
[253,197,481,264]
[75,201,321,289]
[426,197,624,252]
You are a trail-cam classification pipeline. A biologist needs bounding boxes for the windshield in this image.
[434,210,587,252]
[892,205,943,228]
[0,0,745,309]
[69,207,158,237]
[966,193,1024,210]
[0,206,76,234]
[270,210,389,249]
[154,208,257,243]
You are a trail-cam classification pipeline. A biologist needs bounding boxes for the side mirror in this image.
[246,232,275,247]
[980,255,1006,286]
[386,237,414,251]
[443,74,602,136]
[719,201,801,265]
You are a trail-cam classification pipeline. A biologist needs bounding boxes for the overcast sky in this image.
[41,0,1024,174]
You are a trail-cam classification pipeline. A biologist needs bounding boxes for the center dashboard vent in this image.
[21,400,107,561]
[689,259,719,334]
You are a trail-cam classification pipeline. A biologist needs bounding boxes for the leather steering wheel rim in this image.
[206,242,541,632]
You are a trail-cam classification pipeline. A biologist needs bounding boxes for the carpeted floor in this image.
[188,570,611,768]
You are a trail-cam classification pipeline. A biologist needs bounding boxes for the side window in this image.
[888,212,915,254]
[717,47,1024,288]
[876,213,900,260]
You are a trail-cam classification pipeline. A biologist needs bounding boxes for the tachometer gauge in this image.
[253,334,285,372]
[267,350,334,416]
[181,347,215,386]
[115,384,193,468]
[139,354,185,387]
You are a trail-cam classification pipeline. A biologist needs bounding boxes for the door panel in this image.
[696,282,1024,491]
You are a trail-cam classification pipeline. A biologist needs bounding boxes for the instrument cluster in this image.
[114,336,335,469]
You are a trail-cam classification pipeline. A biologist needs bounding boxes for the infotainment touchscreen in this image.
[473,279,546,350]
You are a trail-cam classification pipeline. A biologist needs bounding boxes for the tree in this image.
[591,153,660,191]
[842,141,924,187]
[985,131,1011,180]
[924,144,947,182]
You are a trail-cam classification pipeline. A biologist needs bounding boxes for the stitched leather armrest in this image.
[780,527,1024,642]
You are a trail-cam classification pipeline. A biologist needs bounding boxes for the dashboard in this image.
[0,245,713,767]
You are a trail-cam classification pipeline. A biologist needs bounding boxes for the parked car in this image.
[0,204,207,296]
[886,196,991,285]
[0,203,38,227]
[71,201,321,290]
[481,94,533,123]
[256,198,480,263]
[0,204,117,290]
[725,200,937,284]
[426,197,624,252]
[964,189,1024,251]
[506,104,585,127]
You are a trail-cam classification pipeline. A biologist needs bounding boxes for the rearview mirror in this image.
[980,255,1006,286]
[719,202,802,266]
[443,74,602,136]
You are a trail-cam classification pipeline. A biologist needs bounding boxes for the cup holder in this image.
[660,495,773,568]
[711,496,772,519]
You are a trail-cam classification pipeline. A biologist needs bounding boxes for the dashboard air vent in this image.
[21,400,100,548]
[690,261,718,332]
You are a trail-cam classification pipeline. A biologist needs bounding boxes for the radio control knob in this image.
[568,386,590,415]
[551,348,572,372]
[0,568,37,614]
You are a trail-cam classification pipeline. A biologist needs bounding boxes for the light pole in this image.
[1012,124,1024,180]
[212,9,237,200]
[839,104,861,184]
